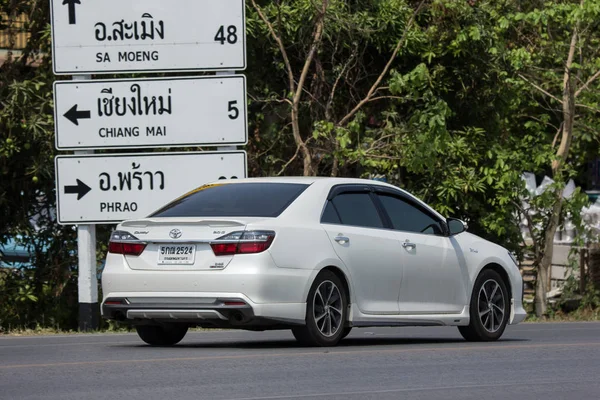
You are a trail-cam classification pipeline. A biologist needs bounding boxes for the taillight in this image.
[211,231,275,256]
[108,230,147,256]
[211,243,238,256]
[223,301,247,306]
[104,300,124,305]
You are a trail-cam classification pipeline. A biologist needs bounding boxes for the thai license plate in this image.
[157,245,196,265]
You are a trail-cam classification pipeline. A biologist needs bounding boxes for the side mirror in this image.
[447,218,468,236]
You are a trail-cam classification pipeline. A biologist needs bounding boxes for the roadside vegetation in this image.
[2,0,600,332]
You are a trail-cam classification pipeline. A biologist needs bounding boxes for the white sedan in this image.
[101,177,526,346]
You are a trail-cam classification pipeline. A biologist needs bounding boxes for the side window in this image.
[321,201,341,224]
[377,194,443,235]
[330,193,383,229]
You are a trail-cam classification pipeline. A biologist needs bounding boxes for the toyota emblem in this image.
[169,229,182,239]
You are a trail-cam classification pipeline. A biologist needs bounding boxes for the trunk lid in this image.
[118,217,267,271]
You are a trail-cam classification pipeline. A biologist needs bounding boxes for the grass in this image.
[525,307,600,323]
[1,324,133,336]
[1,324,221,337]
[1,327,76,336]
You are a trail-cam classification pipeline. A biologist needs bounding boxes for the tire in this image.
[135,324,188,346]
[459,269,509,342]
[292,270,348,347]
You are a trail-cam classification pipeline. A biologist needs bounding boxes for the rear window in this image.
[150,183,309,218]
[330,192,383,229]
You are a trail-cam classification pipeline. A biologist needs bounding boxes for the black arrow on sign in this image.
[64,104,91,126]
[64,179,91,200]
[63,0,81,25]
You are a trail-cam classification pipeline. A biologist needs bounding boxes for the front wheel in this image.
[135,324,188,346]
[459,269,509,342]
[292,270,348,347]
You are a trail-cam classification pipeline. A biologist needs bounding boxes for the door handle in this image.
[334,236,350,244]
[402,241,416,249]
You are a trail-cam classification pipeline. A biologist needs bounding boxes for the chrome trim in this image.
[126,297,218,305]
[209,239,272,244]
[126,309,228,320]
[334,236,350,244]
[150,240,211,244]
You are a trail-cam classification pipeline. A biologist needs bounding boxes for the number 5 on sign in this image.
[228,101,239,120]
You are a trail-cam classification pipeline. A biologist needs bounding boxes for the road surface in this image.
[1,322,600,400]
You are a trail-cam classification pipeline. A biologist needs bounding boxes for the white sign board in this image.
[54,75,247,150]
[55,151,247,224]
[50,0,246,74]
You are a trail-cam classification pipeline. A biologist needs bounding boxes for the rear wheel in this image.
[459,269,509,342]
[135,324,188,346]
[292,270,348,347]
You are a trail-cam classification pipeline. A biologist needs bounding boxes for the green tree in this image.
[247,0,427,177]
[507,0,600,316]
[1,1,81,330]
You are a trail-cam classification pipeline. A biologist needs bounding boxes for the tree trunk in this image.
[291,1,328,177]
[534,25,577,317]
[535,188,563,317]
[249,0,327,178]
[291,104,314,176]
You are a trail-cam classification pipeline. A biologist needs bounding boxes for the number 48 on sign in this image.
[215,25,239,45]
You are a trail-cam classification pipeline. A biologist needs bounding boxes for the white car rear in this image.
[101,177,526,346]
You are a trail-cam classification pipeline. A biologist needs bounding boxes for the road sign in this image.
[55,151,247,224]
[54,75,247,150]
[50,0,246,74]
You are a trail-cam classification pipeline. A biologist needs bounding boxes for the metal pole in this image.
[72,74,99,331]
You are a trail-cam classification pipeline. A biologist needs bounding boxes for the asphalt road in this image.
[1,322,600,400]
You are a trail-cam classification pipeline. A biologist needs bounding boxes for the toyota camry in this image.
[101,177,526,346]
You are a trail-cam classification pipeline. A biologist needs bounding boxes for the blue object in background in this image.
[370,174,387,182]
[0,238,32,268]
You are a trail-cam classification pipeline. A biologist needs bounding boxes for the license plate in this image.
[157,245,196,265]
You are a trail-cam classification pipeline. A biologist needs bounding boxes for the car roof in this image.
[210,176,392,186]
[147,176,446,223]
[213,177,446,222]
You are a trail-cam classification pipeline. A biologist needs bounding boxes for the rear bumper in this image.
[101,252,315,305]
[101,292,306,327]
[101,250,313,327]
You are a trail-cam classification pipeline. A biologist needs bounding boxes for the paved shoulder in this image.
[1,323,599,400]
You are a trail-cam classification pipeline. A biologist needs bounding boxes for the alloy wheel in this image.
[313,280,343,337]
[477,279,505,333]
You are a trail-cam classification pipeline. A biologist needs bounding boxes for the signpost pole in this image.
[76,209,98,331]
[73,74,99,332]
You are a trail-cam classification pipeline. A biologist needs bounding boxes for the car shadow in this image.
[112,335,528,350]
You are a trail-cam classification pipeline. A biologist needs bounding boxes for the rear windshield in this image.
[150,183,309,218]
